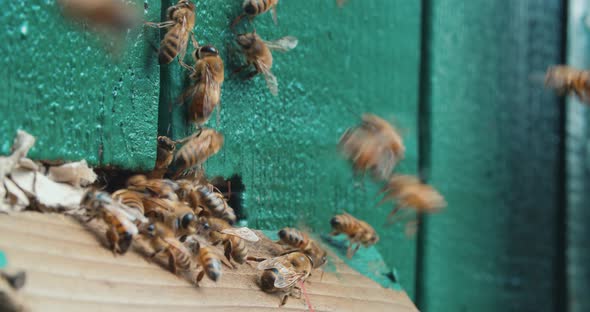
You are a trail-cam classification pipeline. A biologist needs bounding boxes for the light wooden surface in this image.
[0,212,417,312]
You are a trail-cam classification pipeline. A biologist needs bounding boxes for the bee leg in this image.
[196,269,205,286]
[167,251,177,275]
[230,14,246,31]
[291,286,302,299]
[279,294,289,307]
[246,256,267,262]
[232,64,250,76]
[223,241,237,269]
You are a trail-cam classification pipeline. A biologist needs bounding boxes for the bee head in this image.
[369,232,379,245]
[278,228,287,240]
[141,223,156,238]
[195,45,219,59]
[181,213,195,229]
[157,136,175,151]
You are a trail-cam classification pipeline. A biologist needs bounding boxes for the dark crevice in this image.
[414,0,433,308]
[157,0,174,138]
[92,167,149,193]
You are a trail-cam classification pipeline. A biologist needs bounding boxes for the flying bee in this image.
[145,0,196,66]
[235,32,298,96]
[330,213,379,258]
[150,136,176,179]
[277,228,327,269]
[171,129,224,178]
[142,223,201,284]
[339,114,405,181]
[127,175,179,201]
[198,217,259,267]
[255,251,313,307]
[58,0,140,32]
[196,185,237,224]
[81,191,139,255]
[545,65,590,103]
[380,175,446,220]
[232,0,279,29]
[182,46,225,126]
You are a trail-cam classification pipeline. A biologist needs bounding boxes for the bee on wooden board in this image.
[176,179,201,209]
[181,46,225,126]
[235,32,298,96]
[171,129,224,178]
[339,114,405,181]
[330,213,379,258]
[81,191,140,255]
[145,0,197,66]
[277,228,327,269]
[150,136,176,179]
[141,197,198,238]
[379,174,446,220]
[127,175,180,201]
[232,0,279,29]
[198,216,259,267]
[142,223,203,284]
[184,237,225,283]
[253,251,313,307]
[57,0,141,32]
[545,65,590,104]
[196,184,237,224]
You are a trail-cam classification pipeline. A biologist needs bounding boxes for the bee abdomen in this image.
[278,228,306,248]
[159,32,180,64]
[231,237,247,263]
[175,249,192,270]
[201,249,222,281]
[243,0,274,16]
[260,269,278,292]
[117,231,133,254]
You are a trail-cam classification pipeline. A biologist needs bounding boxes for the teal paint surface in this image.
[160,0,423,298]
[566,1,590,311]
[0,251,6,269]
[420,1,565,311]
[0,1,161,169]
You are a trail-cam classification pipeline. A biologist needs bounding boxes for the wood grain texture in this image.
[419,0,565,311]
[0,212,417,312]
[566,1,590,311]
[157,0,423,299]
[0,1,161,169]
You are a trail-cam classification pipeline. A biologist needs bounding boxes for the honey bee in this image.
[235,32,298,95]
[127,175,179,201]
[545,65,590,103]
[256,251,313,306]
[196,185,237,224]
[141,197,197,237]
[232,0,279,28]
[330,213,379,258]
[183,46,225,126]
[277,228,327,268]
[171,129,224,178]
[81,191,140,255]
[339,114,405,181]
[185,240,223,283]
[176,179,201,209]
[150,136,176,179]
[112,189,145,215]
[142,223,201,284]
[58,0,140,32]
[380,174,446,218]
[145,0,196,66]
[199,217,259,267]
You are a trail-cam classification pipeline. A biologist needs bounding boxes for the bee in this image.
[256,251,313,306]
[58,0,140,32]
[142,223,202,284]
[111,189,145,215]
[232,0,279,28]
[196,185,237,224]
[277,228,327,269]
[330,213,379,258]
[171,129,224,178]
[339,114,405,181]
[545,65,590,103]
[183,46,225,126]
[141,197,197,237]
[150,136,176,179]
[176,179,201,209]
[127,175,179,201]
[81,191,139,255]
[199,217,259,267]
[380,175,446,218]
[145,0,196,65]
[186,240,223,283]
[235,32,298,96]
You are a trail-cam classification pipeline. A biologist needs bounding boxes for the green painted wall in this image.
[566,1,590,311]
[419,0,565,311]
[0,0,161,169]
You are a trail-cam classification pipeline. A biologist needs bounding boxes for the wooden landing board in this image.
[0,212,417,312]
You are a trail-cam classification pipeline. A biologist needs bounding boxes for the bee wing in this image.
[257,256,288,271]
[220,227,260,242]
[274,268,306,289]
[201,66,217,120]
[263,36,298,52]
[256,61,278,96]
[117,203,150,225]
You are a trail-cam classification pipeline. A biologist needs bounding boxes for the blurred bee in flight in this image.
[232,0,280,29]
[330,213,379,258]
[235,32,298,95]
[57,0,141,32]
[545,65,590,104]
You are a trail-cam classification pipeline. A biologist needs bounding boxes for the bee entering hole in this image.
[92,167,149,193]
[211,174,245,221]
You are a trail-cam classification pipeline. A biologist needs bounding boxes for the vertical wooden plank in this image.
[419,0,565,311]
[0,1,161,169]
[566,1,590,311]
[160,1,423,298]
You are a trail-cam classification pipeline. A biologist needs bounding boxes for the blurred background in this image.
[0,0,588,311]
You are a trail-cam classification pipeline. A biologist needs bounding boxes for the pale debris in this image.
[48,160,97,188]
